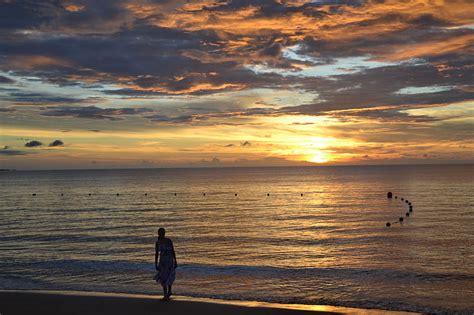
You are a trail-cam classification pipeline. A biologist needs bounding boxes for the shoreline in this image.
[0,290,419,315]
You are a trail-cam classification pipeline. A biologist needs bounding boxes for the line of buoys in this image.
[386,218,405,227]
[386,192,415,227]
[31,192,314,198]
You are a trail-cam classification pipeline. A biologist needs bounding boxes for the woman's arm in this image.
[155,241,159,270]
[170,240,177,268]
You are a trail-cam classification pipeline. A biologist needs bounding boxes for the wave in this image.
[6,258,474,284]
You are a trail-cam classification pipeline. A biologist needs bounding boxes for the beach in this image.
[0,290,419,315]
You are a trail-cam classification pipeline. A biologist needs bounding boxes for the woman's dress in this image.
[155,240,176,287]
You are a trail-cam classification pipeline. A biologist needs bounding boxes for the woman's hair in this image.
[158,227,166,239]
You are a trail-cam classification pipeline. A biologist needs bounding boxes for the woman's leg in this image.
[162,285,168,299]
[167,285,172,298]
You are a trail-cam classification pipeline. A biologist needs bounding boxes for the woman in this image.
[154,228,177,300]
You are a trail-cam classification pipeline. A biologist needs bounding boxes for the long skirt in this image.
[155,256,176,287]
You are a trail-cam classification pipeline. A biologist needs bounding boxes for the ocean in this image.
[1,165,473,314]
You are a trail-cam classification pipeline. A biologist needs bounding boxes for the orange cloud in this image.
[378,33,474,61]
[148,0,474,60]
[5,55,72,71]
[64,4,85,12]
[116,82,245,95]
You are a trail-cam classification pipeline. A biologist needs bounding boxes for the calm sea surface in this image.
[0,165,473,314]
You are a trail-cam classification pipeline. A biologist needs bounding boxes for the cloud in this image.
[0,147,31,155]
[0,107,16,112]
[146,114,194,124]
[0,91,102,105]
[1,0,471,103]
[41,106,153,120]
[49,139,64,147]
[0,75,15,84]
[0,0,472,166]
[25,140,43,147]
[241,141,252,147]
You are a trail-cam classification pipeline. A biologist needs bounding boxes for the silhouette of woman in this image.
[154,228,177,300]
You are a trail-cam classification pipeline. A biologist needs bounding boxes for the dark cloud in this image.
[0,76,15,84]
[25,140,43,147]
[0,0,59,30]
[284,60,474,116]
[0,107,16,112]
[241,141,252,147]
[41,106,153,120]
[0,148,31,155]
[146,114,194,124]
[0,92,102,105]
[49,139,64,147]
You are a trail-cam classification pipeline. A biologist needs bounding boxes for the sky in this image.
[0,0,473,169]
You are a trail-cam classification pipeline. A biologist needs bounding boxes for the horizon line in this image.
[3,162,473,172]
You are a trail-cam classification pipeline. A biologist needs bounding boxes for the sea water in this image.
[0,165,473,314]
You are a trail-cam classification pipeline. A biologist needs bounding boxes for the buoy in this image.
[401,198,404,201]
[88,193,91,196]
[174,193,177,196]
[405,200,409,204]
[235,193,238,196]
[406,212,410,217]
[60,193,63,196]
[301,193,304,196]
[399,217,404,222]
[203,193,206,196]
[386,222,391,227]
[267,193,270,196]
[409,208,413,212]
[32,193,36,196]
[144,193,148,196]
[116,193,119,196]
[408,202,412,205]
[395,196,398,199]
[387,192,393,198]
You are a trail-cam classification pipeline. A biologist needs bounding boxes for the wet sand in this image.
[0,290,419,315]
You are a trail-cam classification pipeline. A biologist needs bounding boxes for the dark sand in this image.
[0,290,419,315]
